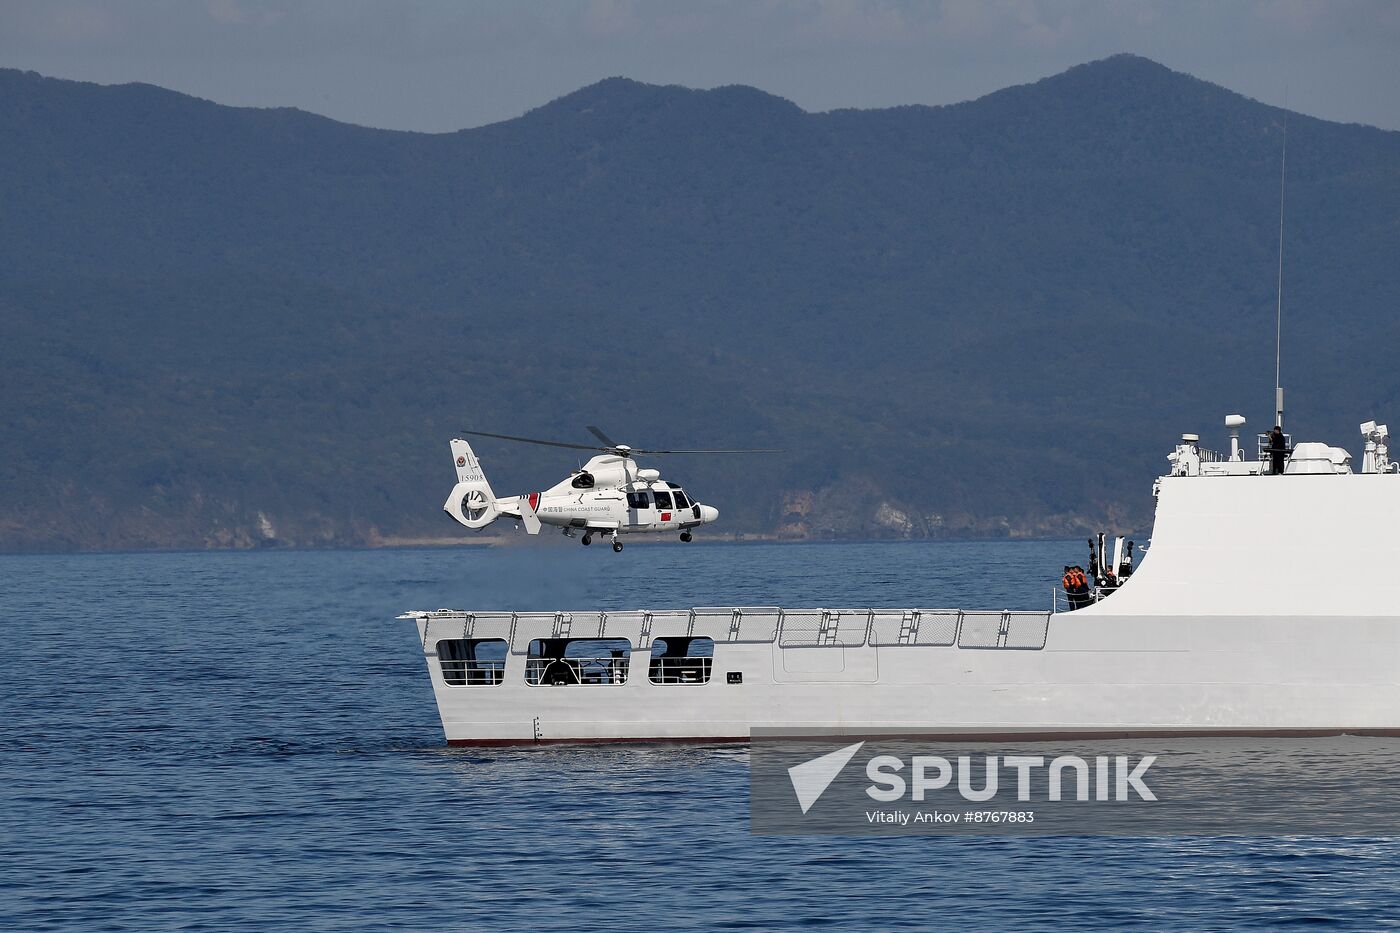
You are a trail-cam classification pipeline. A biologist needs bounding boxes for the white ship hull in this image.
[410,613,1400,745]
[406,448,1400,745]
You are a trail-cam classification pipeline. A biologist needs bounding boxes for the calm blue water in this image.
[4,540,1400,931]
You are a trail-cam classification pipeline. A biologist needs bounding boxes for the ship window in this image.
[653,490,674,510]
[571,472,595,489]
[525,638,631,686]
[649,636,714,684]
[436,638,507,686]
[673,490,691,509]
[627,491,651,509]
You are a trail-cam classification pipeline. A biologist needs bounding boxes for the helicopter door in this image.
[626,490,653,526]
[652,489,675,526]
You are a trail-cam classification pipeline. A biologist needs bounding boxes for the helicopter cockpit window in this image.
[571,472,595,489]
[627,491,652,510]
[673,490,691,509]
[653,490,674,510]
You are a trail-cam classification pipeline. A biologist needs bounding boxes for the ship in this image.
[401,415,1399,745]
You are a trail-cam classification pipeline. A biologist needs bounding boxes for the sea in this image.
[4,539,1400,931]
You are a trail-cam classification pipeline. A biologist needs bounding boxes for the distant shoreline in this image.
[0,533,1113,558]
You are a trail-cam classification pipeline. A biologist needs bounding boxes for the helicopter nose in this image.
[699,504,719,524]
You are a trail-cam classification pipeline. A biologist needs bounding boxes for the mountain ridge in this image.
[1,56,1397,552]
[8,53,1393,136]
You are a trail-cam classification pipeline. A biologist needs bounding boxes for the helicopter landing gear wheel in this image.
[581,533,592,546]
[680,532,692,542]
[612,539,624,553]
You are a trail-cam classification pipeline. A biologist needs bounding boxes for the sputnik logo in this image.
[787,741,865,814]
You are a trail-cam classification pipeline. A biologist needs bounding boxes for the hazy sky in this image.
[3,0,1398,133]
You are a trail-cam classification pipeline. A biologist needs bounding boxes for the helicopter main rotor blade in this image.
[459,429,602,452]
[628,448,785,455]
[586,425,620,448]
[461,428,782,457]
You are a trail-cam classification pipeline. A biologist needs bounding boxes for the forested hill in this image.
[2,54,1399,551]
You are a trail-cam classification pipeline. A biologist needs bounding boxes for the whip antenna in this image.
[1274,109,1287,429]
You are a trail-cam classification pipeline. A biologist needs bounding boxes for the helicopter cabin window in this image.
[653,490,674,510]
[436,638,507,686]
[627,491,652,510]
[571,472,595,489]
[525,638,631,686]
[673,490,691,509]
[649,637,714,684]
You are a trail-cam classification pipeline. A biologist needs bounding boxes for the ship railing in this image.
[1052,588,1097,614]
[411,607,1052,653]
[438,658,505,686]
[1052,586,1125,614]
[524,655,629,686]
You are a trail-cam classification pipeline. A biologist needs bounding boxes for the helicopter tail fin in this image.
[444,438,501,529]
[518,491,542,535]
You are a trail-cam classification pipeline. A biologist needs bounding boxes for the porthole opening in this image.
[437,638,507,686]
[649,636,714,684]
[526,637,631,686]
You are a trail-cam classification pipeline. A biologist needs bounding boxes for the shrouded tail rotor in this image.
[462,489,491,522]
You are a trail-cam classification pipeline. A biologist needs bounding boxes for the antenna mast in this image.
[1274,111,1287,429]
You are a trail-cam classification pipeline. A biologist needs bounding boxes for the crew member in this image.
[1062,565,1091,610]
[1267,425,1288,476]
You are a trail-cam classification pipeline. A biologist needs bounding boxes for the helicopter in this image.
[442,426,775,552]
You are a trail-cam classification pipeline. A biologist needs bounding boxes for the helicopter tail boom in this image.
[444,438,501,529]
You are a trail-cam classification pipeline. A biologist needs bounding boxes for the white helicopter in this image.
[443,427,773,552]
